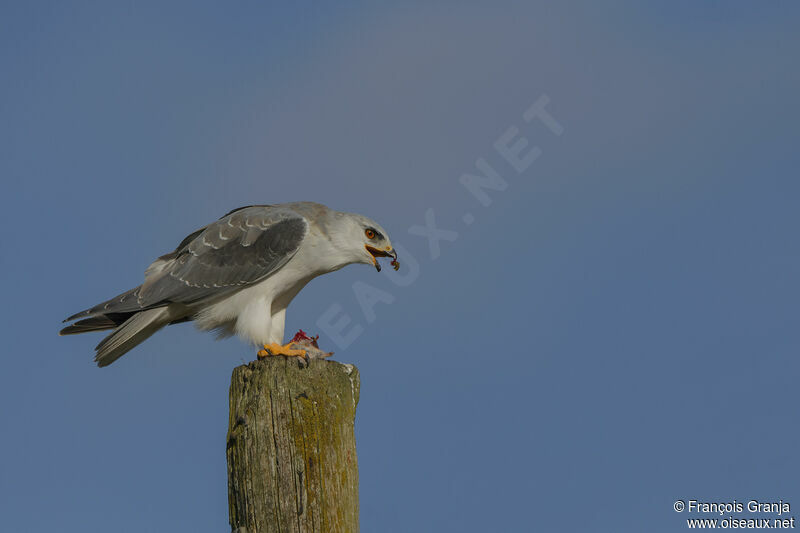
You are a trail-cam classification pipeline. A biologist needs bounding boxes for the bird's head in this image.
[337,213,399,272]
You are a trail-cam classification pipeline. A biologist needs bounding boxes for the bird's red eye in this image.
[365,229,376,239]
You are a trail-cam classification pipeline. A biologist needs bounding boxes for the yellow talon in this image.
[257,342,307,359]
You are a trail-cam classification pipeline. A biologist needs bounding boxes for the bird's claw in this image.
[256,331,333,365]
[258,342,308,360]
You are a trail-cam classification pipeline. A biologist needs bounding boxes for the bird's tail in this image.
[93,308,172,367]
[59,314,127,335]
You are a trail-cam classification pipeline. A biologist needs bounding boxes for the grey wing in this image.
[64,206,308,322]
[137,206,308,307]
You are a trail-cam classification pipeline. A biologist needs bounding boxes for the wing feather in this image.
[64,206,308,322]
[137,207,307,306]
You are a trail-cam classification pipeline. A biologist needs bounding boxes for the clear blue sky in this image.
[2,2,799,531]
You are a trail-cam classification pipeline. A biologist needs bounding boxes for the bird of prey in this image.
[60,202,398,367]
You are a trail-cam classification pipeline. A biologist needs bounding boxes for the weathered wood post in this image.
[226,357,360,533]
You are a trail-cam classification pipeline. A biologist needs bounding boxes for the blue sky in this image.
[2,2,799,531]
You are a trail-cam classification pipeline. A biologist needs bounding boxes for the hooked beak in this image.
[365,245,399,272]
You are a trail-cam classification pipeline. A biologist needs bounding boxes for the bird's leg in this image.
[258,343,307,359]
[255,306,307,360]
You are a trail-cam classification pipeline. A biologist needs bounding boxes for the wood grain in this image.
[227,357,360,533]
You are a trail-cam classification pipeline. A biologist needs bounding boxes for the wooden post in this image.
[226,357,360,533]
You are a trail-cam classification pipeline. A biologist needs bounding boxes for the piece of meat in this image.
[288,329,333,360]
